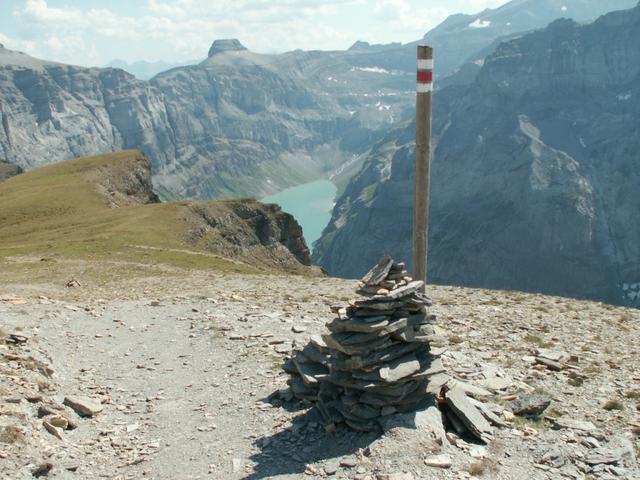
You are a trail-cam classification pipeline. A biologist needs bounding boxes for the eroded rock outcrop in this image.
[208,39,248,57]
[186,200,312,269]
[91,150,160,207]
[0,160,22,182]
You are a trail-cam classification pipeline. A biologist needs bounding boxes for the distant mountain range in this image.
[1,0,634,201]
[104,59,202,80]
[314,3,640,307]
[338,0,638,79]
[0,38,412,200]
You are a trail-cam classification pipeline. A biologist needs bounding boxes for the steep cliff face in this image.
[314,5,640,307]
[0,57,173,172]
[0,41,407,200]
[90,150,161,207]
[149,46,353,199]
[186,200,311,269]
[1,0,634,202]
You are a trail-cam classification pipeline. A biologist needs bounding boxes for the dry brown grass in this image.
[468,457,499,477]
[0,425,25,444]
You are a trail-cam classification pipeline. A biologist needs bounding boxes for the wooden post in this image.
[412,45,433,290]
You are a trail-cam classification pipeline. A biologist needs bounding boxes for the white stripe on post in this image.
[417,83,433,93]
[417,59,434,70]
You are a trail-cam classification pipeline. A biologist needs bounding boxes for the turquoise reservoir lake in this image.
[262,180,337,249]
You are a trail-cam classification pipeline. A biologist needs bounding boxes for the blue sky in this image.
[0,0,506,66]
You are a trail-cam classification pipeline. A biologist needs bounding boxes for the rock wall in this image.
[314,5,640,307]
[184,200,312,271]
[2,1,635,201]
[0,41,406,201]
[91,150,161,207]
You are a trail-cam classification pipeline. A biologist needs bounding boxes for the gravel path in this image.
[1,270,639,479]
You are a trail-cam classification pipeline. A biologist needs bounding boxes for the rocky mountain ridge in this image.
[104,58,202,80]
[314,4,640,307]
[1,0,634,201]
[0,40,408,201]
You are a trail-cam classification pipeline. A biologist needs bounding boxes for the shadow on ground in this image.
[246,396,447,479]
[246,403,380,479]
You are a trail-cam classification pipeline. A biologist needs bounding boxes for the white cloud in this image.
[147,0,194,18]
[0,32,37,54]
[4,0,505,66]
[8,0,370,64]
[374,0,448,35]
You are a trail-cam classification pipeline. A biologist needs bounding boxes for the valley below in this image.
[262,180,337,250]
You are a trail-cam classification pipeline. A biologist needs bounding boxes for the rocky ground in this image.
[1,262,639,479]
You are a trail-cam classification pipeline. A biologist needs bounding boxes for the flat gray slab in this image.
[63,396,103,418]
[361,256,393,285]
[327,316,390,333]
[551,418,597,432]
[445,386,493,443]
[378,353,421,383]
[370,281,424,301]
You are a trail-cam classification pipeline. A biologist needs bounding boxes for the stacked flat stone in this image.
[283,255,446,431]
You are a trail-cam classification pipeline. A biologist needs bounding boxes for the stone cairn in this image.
[283,255,447,432]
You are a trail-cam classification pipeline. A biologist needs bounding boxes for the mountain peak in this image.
[207,39,248,57]
[347,40,402,52]
[348,40,371,51]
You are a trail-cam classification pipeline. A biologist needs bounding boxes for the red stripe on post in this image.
[417,70,433,84]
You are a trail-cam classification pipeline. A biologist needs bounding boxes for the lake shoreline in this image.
[262,179,337,250]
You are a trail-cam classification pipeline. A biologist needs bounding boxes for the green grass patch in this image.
[523,334,554,348]
[568,377,584,387]
[602,400,624,411]
[0,151,279,283]
[512,415,546,431]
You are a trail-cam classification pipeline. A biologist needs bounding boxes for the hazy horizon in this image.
[0,0,507,67]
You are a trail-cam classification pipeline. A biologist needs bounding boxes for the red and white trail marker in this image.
[416,58,434,93]
[412,45,434,289]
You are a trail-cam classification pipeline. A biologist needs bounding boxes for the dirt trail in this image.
[2,274,375,479]
[1,271,639,479]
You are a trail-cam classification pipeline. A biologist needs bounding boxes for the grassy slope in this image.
[0,151,259,281]
[0,161,22,182]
